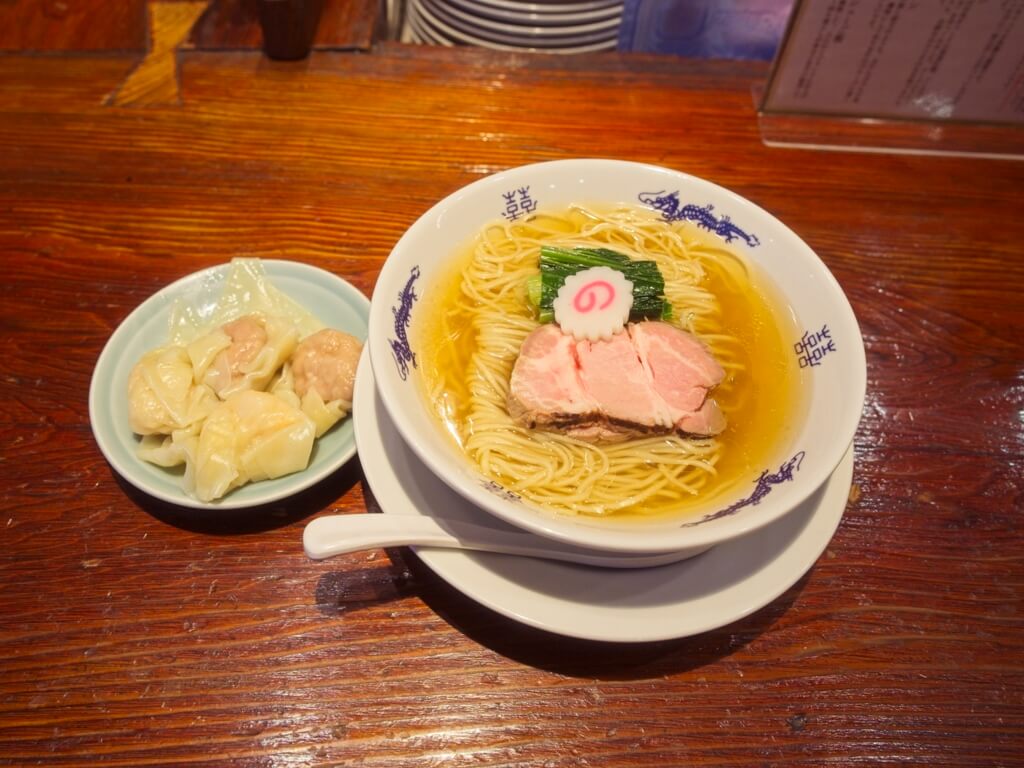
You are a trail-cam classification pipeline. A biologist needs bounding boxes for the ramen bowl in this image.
[368,159,865,555]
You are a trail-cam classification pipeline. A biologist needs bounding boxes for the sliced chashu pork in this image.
[630,321,726,436]
[505,323,599,429]
[508,321,726,441]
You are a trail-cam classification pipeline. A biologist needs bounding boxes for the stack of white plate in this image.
[402,0,624,54]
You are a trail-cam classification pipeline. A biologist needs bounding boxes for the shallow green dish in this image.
[89,260,370,509]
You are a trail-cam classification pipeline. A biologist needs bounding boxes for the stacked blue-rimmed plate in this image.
[403,0,624,53]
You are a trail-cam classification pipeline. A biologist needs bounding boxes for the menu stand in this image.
[756,0,1024,159]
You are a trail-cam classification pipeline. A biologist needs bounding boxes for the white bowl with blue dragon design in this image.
[366,159,865,555]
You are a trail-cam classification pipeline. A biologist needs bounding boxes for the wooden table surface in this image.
[1,42,1022,767]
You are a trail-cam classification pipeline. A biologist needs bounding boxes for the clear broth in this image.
[417,209,806,518]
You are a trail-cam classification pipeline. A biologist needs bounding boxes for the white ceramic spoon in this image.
[303,514,706,569]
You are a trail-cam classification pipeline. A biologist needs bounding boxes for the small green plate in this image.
[89,260,370,509]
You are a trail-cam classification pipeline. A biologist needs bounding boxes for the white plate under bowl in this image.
[89,260,370,509]
[353,354,853,643]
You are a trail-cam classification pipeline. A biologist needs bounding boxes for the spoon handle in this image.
[303,514,693,568]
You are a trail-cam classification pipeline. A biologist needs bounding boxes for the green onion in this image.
[525,273,543,308]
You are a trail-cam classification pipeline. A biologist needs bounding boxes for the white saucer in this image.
[353,354,852,643]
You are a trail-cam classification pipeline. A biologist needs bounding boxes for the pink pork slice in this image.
[575,330,674,429]
[629,321,726,427]
[507,324,598,426]
[508,322,727,439]
[677,398,727,436]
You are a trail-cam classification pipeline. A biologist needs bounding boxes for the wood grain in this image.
[0,0,148,52]
[0,44,1022,767]
[108,1,211,107]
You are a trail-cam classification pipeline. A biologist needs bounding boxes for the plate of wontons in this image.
[89,259,370,509]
